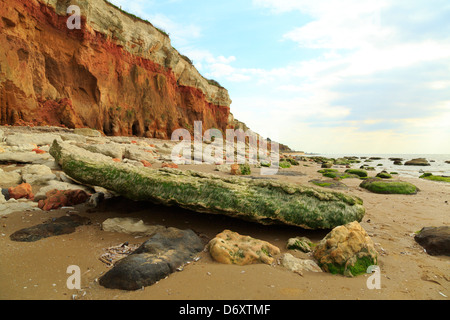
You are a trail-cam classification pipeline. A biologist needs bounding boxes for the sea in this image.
[303,154,450,178]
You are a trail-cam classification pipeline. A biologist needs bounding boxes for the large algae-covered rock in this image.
[360,178,418,195]
[313,221,378,277]
[50,141,366,230]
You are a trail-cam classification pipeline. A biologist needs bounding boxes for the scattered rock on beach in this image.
[376,171,392,179]
[345,169,368,178]
[280,253,322,276]
[360,178,418,195]
[286,237,313,253]
[8,183,34,200]
[102,218,166,237]
[99,227,204,291]
[9,214,90,242]
[33,180,92,202]
[73,128,102,138]
[404,158,430,166]
[37,189,90,211]
[21,164,57,185]
[0,168,22,186]
[419,173,450,183]
[208,230,280,266]
[415,227,450,256]
[313,221,378,277]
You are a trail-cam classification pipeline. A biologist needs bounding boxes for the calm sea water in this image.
[304,154,450,178]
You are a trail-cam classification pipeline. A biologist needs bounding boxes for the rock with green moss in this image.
[287,237,313,253]
[360,178,418,195]
[321,162,333,169]
[309,179,347,190]
[345,169,368,178]
[285,158,299,166]
[313,221,378,277]
[239,164,252,176]
[419,173,450,183]
[50,141,366,230]
[318,169,359,180]
[376,171,392,179]
[404,158,430,166]
[279,160,292,169]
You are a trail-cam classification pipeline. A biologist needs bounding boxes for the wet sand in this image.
[0,161,449,300]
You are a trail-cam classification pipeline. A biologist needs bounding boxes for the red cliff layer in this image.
[0,0,231,138]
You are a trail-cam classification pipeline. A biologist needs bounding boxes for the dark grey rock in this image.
[415,226,450,256]
[99,227,204,290]
[10,214,90,242]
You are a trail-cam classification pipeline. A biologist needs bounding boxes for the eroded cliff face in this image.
[0,0,232,138]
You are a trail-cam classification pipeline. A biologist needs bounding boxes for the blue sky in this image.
[110,0,450,154]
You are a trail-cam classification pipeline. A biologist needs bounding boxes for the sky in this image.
[109,0,450,154]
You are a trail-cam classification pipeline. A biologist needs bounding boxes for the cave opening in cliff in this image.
[132,120,142,137]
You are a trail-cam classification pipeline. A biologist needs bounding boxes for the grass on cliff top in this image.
[103,0,169,37]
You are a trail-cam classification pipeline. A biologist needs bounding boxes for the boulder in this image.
[404,158,430,166]
[415,227,450,256]
[280,253,322,276]
[0,168,22,186]
[360,178,418,195]
[419,173,450,183]
[0,151,51,164]
[21,164,57,185]
[286,237,313,253]
[208,230,280,265]
[215,164,232,173]
[123,145,156,163]
[0,200,40,217]
[37,189,91,211]
[313,221,378,277]
[344,169,368,178]
[8,183,34,200]
[102,218,166,237]
[10,214,90,242]
[33,180,92,202]
[309,179,348,190]
[5,133,62,147]
[73,128,102,137]
[83,143,123,159]
[49,141,366,230]
[99,227,204,290]
[376,171,392,179]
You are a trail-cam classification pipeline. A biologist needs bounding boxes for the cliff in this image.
[0,0,232,138]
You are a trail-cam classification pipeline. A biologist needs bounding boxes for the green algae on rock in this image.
[313,221,378,277]
[419,173,450,183]
[376,171,392,179]
[345,169,368,178]
[50,141,366,230]
[360,178,418,195]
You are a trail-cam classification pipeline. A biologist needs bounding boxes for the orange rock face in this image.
[38,189,90,211]
[8,183,34,200]
[0,0,231,139]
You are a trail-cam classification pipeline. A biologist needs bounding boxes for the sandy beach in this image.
[1,138,449,300]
